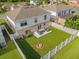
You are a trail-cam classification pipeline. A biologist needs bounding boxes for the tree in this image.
[37,0,43,5]
[65,14,79,30]
[9,0,19,2]
[0,0,8,2]
[44,0,50,4]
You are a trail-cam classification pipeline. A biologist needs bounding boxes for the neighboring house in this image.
[30,0,62,5]
[6,6,50,36]
[0,25,6,49]
[43,3,76,25]
[69,0,79,3]
[2,4,14,11]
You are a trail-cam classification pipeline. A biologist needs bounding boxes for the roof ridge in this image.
[14,6,23,21]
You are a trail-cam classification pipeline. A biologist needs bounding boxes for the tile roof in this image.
[43,3,73,12]
[7,6,49,22]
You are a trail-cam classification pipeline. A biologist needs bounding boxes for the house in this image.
[69,0,79,4]
[43,3,76,25]
[0,25,6,49]
[2,4,14,11]
[30,0,62,5]
[6,6,50,37]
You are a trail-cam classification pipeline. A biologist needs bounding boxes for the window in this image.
[0,44,2,49]
[44,15,47,20]
[34,18,37,23]
[69,9,71,13]
[25,22,27,25]
[72,11,75,13]
[1,42,6,48]
[58,12,61,16]
[38,24,41,30]
[44,23,46,25]
[20,21,27,27]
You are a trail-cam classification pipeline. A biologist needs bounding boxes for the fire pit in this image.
[36,43,44,49]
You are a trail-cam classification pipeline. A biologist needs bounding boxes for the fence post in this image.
[60,42,63,49]
[11,36,26,59]
[48,51,51,59]
[64,39,67,46]
[40,57,42,59]
[55,46,57,54]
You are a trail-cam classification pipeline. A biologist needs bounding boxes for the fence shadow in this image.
[16,39,41,59]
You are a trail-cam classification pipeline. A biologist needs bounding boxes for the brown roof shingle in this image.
[43,3,73,12]
[8,6,49,22]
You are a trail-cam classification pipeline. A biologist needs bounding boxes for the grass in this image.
[0,8,9,14]
[0,19,14,34]
[0,29,22,59]
[16,26,71,59]
[51,37,79,59]
[0,49,22,59]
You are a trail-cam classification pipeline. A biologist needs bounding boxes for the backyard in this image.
[51,37,79,59]
[16,26,71,59]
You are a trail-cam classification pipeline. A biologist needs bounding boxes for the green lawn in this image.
[51,37,79,59]
[0,49,22,59]
[16,26,71,59]
[0,40,22,59]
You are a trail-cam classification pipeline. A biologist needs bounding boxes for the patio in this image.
[33,28,52,38]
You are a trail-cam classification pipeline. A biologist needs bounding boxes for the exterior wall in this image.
[16,21,50,35]
[7,13,50,36]
[15,14,50,31]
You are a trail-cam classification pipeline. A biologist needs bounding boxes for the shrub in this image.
[65,14,79,30]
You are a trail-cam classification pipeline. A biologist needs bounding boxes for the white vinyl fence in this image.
[51,22,78,34]
[10,35,26,59]
[41,32,78,59]
[2,26,26,59]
